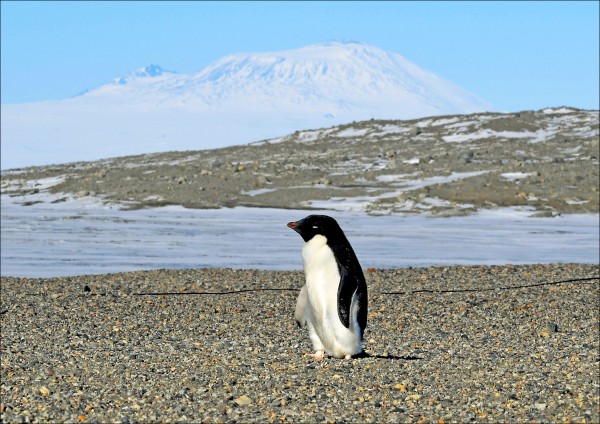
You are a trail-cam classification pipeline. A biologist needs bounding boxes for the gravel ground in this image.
[1,264,598,423]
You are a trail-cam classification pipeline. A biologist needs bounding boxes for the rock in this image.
[281,409,298,417]
[255,175,268,188]
[234,395,252,406]
[410,127,422,136]
[312,177,330,185]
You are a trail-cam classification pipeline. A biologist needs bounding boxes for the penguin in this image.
[287,215,368,359]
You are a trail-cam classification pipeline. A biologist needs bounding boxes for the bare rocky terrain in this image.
[2,107,598,216]
[1,264,599,422]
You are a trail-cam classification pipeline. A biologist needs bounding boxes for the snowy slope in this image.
[1,42,494,170]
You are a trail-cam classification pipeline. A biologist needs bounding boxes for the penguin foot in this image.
[306,350,326,360]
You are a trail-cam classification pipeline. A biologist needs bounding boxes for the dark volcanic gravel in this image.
[1,264,598,422]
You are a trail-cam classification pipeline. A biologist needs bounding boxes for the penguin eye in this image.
[312,225,318,229]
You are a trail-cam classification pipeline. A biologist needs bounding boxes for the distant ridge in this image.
[1,42,494,169]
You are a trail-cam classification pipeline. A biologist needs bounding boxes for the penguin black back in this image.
[287,215,368,334]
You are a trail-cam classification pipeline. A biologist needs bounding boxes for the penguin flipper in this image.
[337,266,357,329]
[294,285,308,328]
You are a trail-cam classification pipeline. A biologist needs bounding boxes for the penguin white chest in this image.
[302,235,340,317]
[301,235,361,358]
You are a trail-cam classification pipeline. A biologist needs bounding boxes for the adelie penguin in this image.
[287,215,368,360]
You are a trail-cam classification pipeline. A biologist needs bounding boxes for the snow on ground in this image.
[368,124,411,137]
[2,175,68,192]
[402,158,420,165]
[1,194,597,278]
[240,188,278,196]
[305,171,490,213]
[442,129,546,143]
[335,127,371,138]
[1,175,107,207]
[543,107,578,114]
[1,161,597,278]
[501,172,534,181]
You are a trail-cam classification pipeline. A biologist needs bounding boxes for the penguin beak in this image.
[287,221,300,233]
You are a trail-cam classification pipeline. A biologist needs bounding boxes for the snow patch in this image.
[565,199,590,205]
[335,127,371,138]
[543,107,577,114]
[402,157,420,165]
[501,172,534,181]
[240,188,278,196]
[2,202,597,278]
[442,128,556,144]
[368,124,410,137]
[305,171,489,212]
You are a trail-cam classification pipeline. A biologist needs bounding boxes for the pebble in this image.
[1,264,598,422]
[234,395,252,406]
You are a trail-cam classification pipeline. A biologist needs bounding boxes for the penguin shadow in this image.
[353,351,423,361]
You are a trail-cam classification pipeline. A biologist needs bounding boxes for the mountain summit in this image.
[2,42,494,169]
[185,41,493,113]
[87,41,492,115]
[114,64,174,84]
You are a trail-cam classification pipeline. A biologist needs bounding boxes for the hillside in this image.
[2,107,598,217]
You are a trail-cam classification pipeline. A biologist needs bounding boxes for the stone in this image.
[233,395,252,406]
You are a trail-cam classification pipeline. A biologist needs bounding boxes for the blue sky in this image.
[1,1,598,111]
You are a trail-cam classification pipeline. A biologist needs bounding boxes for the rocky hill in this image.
[2,107,598,217]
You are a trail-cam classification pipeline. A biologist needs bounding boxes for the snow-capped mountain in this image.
[1,42,494,170]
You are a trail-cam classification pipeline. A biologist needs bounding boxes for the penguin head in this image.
[287,215,344,243]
